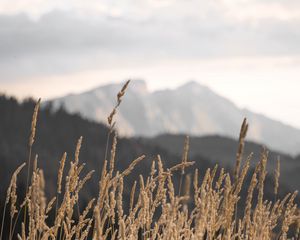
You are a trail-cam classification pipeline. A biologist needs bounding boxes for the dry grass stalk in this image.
[169,161,195,173]
[24,99,41,230]
[130,181,137,212]
[57,152,67,194]
[4,163,26,240]
[29,98,41,148]
[258,148,268,208]
[107,80,130,128]
[181,136,190,175]
[244,172,257,232]
[274,156,280,197]
[109,132,117,178]
[6,163,26,207]
[117,80,130,105]
[234,117,248,182]
[33,154,38,172]
[118,155,146,178]
[74,136,83,165]
[183,173,191,196]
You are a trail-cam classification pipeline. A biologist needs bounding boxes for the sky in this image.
[1,0,300,128]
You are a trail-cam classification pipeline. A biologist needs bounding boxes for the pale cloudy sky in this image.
[1,0,300,128]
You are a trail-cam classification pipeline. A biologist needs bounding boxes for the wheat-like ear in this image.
[107,80,130,127]
[183,174,191,203]
[117,80,130,105]
[234,118,248,182]
[57,152,67,194]
[46,197,57,214]
[6,163,26,205]
[33,154,38,172]
[181,136,190,175]
[23,98,41,229]
[109,132,117,178]
[74,136,83,165]
[244,172,257,230]
[118,155,146,178]
[8,163,26,221]
[274,156,280,197]
[193,168,198,191]
[130,181,137,212]
[295,210,300,239]
[4,163,26,240]
[118,218,126,240]
[258,147,268,207]
[29,98,41,147]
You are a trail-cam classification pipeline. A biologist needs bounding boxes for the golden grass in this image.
[1,81,300,239]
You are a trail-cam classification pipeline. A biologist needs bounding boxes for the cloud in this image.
[0,1,300,81]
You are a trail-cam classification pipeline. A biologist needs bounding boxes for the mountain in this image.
[48,80,300,155]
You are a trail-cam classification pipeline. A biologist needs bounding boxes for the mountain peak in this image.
[92,79,148,95]
[129,79,148,94]
[183,80,199,86]
[177,81,210,94]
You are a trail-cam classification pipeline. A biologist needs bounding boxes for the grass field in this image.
[1,81,299,240]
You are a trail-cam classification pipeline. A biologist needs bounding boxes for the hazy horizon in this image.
[3,78,300,130]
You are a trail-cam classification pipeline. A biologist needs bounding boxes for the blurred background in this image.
[0,1,300,233]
